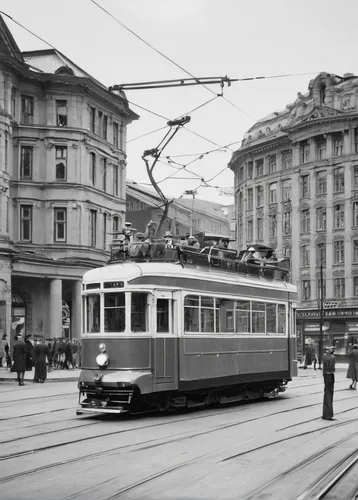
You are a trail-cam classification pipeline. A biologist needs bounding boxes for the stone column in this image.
[50,278,62,338]
[71,280,82,340]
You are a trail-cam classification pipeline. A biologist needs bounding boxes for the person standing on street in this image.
[12,334,27,386]
[347,343,358,389]
[322,346,336,420]
[33,337,50,383]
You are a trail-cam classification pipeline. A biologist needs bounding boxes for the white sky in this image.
[2,0,358,205]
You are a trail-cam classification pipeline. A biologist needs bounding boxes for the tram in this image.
[77,230,298,415]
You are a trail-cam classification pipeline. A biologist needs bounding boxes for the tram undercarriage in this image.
[76,379,289,416]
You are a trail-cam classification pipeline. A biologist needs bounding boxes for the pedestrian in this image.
[346,343,358,389]
[0,334,6,368]
[322,346,336,421]
[33,337,50,383]
[24,334,34,372]
[71,340,79,369]
[12,334,27,386]
[303,342,313,369]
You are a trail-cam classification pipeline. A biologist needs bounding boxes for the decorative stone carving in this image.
[332,269,344,277]
[300,202,310,210]
[340,93,356,111]
[256,208,264,217]
[351,268,358,276]
[282,200,292,210]
[332,232,344,240]
[268,204,277,214]
[269,238,277,247]
[44,139,55,149]
[308,106,343,120]
[315,233,327,243]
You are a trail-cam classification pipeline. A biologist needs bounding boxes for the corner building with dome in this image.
[229,72,358,361]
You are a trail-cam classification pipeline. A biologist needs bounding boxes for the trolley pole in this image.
[318,249,324,369]
[184,190,197,236]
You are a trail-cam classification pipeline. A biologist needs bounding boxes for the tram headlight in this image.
[96,353,109,367]
[99,343,107,353]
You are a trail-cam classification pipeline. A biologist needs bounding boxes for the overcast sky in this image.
[2,0,358,205]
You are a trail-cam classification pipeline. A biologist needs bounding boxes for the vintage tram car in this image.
[77,232,298,415]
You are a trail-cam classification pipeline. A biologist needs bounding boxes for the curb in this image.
[0,377,78,383]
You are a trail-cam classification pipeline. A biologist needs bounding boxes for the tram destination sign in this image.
[297,308,358,319]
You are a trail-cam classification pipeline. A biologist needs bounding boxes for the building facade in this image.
[229,72,358,360]
[126,180,230,238]
[0,16,138,344]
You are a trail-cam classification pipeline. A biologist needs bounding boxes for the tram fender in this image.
[79,369,153,394]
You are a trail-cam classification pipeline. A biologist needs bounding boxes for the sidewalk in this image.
[0,366,80,382]
[298,362,349,377]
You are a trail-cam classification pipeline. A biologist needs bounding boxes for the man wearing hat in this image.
[346,343,358,389]
[12,334,27,386]
[322,346,336,420]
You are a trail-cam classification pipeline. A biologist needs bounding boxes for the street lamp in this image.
[318,246,325,369]
[184,190,197,236]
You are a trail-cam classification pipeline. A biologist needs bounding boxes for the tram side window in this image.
[86,294,100,333]
[236,301,250,333]
[277,304,286,334]
[252,301,265,334]
[104,293,125,332]
[201,296,215,333]
[157,299,169,333]
[218,299,235,333]
[131,293,147,332]
[184,295,199,332]
[266,303,276,334]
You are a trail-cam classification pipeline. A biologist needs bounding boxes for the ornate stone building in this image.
[229,72,358,360]
[0,16,138,343]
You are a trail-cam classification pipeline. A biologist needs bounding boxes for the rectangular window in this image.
[353,202,358,226]
[113,216,119,233]
[20,146,33,179]
[266,303,276,334]
[247,161,253,179]
[131,293,148,332]
[301,142,310,163]
[184,295,200,332]
[354,166,358,189]
[333,136,344,156]
[353,240,358,262]
[282,151,292,170]
[334,278,345,298]
[54,208,67,242]
[301,209,310,232]
[334,240,344,264]
[56,100,67,126]
[102,115,108,140]
[355,129,358,154]
[238,191,243,213]
[282,179,291,201]
[218,299,235,333]
[101,158,107,192]
[354,277,358,297]
[86,294,101,333]
[247,220,253,241]
[103,213,107,249]
[239,166,245,183]
[201,296,215,333]
[283,212,291,235]
[277,304,286,334]
[269,214,277,237]
[235,300,250,333]
[251,301,265,334]
[114,166,119,196]
[317,139,326,160]
[238,215,243,245]
[20,205,32,242]
[269,182,277,203]
[301,175,310,197]
[104,293,125,332]
[268,155,276,173]
[257,218,263,239]
[5,135,8,172]
[247,189,253,210]
[256,186,264,207]
[301,245,310,266]
[317,278,326,300]
[333,167,344,192]
[113,122,119,148]
[90,152,96,186]
[21,95,34,124]
[55,146,67,180]
[316,207,327,230]
[316,243,326,266]
[334,204,344,229]
[302,280,311,300]
[256,158,264,177]
[90,106,96,133]
[90,209,97,247]
[157,299,170,332]
[316,171,327,194]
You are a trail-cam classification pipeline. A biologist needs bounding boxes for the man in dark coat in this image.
[33,338,50,383]
[322,346,336,420]
[25,335,34,371]
[12,334,27,386]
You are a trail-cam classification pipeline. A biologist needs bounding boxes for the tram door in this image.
[154,290,176,383]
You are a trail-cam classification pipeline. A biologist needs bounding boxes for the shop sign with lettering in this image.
[304,322,330,332]
[297,308,358,319]
[347,322,358,332]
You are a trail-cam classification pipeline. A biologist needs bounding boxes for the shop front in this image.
[297,307,358,363]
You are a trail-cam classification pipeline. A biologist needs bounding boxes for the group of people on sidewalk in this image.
[322,343,358,421]
[1,334,82,386]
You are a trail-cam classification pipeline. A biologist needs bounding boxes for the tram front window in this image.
[104,293,125,332]
[157,299,169,332]
[131,293,147,332]
[86,294,101,333]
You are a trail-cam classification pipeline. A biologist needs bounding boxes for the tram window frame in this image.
[217,298,235,333]
[104,292,126,333]
[131,292,148,333]
[157,298,170,333]
[85,294,101,333]
[277,304,286,334]
[235,300,251,333]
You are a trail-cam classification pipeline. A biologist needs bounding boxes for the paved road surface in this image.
[0,370,357,500]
